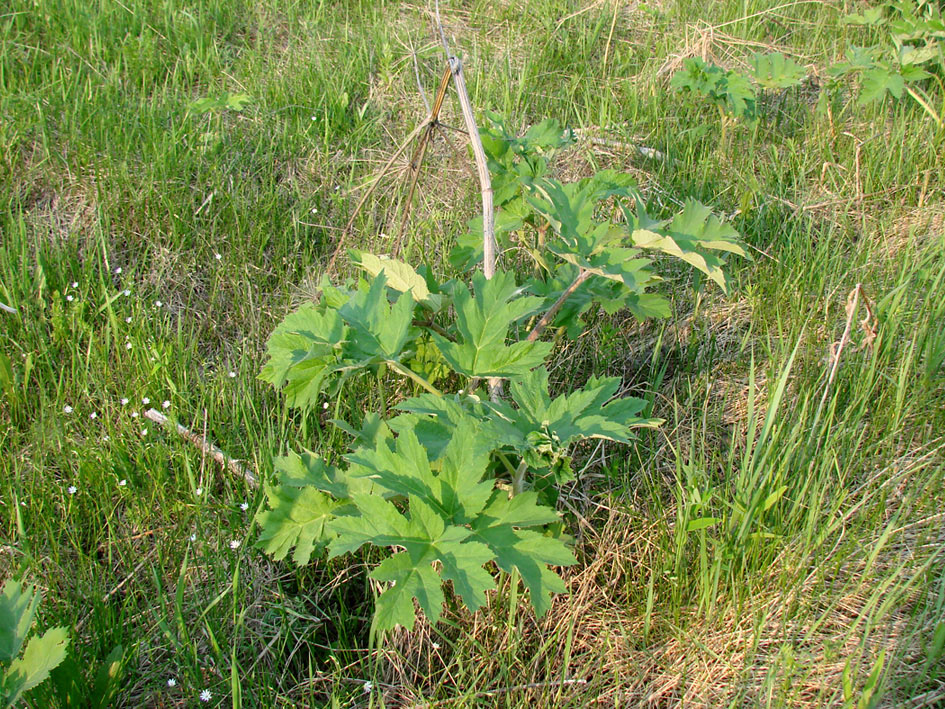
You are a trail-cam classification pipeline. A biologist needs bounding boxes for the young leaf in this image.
[639,200,746,293]
[749,52,807,90]
[431,271,551,378]
[2,627,69,706]
[349,251,444,310]
[859,64,906,103]
[0,580,41,663]
[337,273,416,361]
[255,485,342,565]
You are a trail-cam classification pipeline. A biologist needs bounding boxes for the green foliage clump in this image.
[254,115,745,634]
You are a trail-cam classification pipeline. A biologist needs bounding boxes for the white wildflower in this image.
[363,682,373,694]
[155,300,162,308]
[89,412,97,419]
[63,405,73,414]
[142,397,150,404]
[240,502,249,511]
[229,539,240,550]
[167,678,176,687]
[195,487,203,496]
[71,281,78,288]
[121,397,129,405]
[118,479,127,487]
[200,689,211,702]
[67,485,77,495]
[66,294,74,302]
[162,400,170,409]
[228,371,236,378]
[115,267,122,274]
[125,342,132,350]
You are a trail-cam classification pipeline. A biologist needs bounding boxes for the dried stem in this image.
[144,408,258,487]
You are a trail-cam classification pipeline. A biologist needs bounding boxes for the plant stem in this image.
[377,362,388,418]
[385,360,442,396]
[511,459,528,496]
[526,269,591,342]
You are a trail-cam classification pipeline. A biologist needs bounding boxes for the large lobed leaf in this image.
[327,421,573,631]
[431,271,551,378]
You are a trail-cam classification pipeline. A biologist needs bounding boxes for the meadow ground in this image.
[1,0,943,706]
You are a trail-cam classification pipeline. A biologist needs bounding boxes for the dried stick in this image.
[326,120,427,275]
[144,408,258,487]
[526,269,591,342]
[447,55,496,279]
[393,65,453,256]
[817,284,862,416]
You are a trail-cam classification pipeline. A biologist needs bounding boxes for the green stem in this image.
[385,360,442,396]
[377,362,388,418]
[511,459,528,496]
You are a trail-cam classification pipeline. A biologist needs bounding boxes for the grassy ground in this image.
[1,0,943,706]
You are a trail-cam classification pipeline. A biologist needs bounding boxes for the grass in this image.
[1,0,943,705]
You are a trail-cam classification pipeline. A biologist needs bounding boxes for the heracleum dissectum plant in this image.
[254,115,746,634]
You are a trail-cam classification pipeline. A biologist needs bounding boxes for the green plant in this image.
[0,579,70,707]
[837,0,944,121]
[254,115,746,634]
[670,53,807,142]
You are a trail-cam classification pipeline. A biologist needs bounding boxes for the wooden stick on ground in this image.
[144,408,258,487]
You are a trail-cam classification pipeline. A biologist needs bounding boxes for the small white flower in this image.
[240,502,249,511]
[310,115,317,121]
[142,397,150,405]
[63,405,73,414]
[189,533,197,542]
[363,682,373,694]
[66,294,74,302]
[155,300,162,308]
[141,428,148,436]
[118,479,127,487]
[195,487,203,496]
[115,267,122,274]
[121,397,129,405]
[162,400,170,409]
[229,539,240,550]
[71,281,78,288]
[214,252,222,260]
[432,642,440,650]
[67,485,77,495]
[89,412,98,419]
[102,435,109,442]
[322,401,329,410]
[334,185,340,191]
[228,371,236,378]
[311,207,318,214]
[131,411,139,418]
[167,678,176,687]
[123,289,131,296]
[125,316,132,323]
[457,390,464,395]
[125,342,132,350]
[200,689,212,702]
